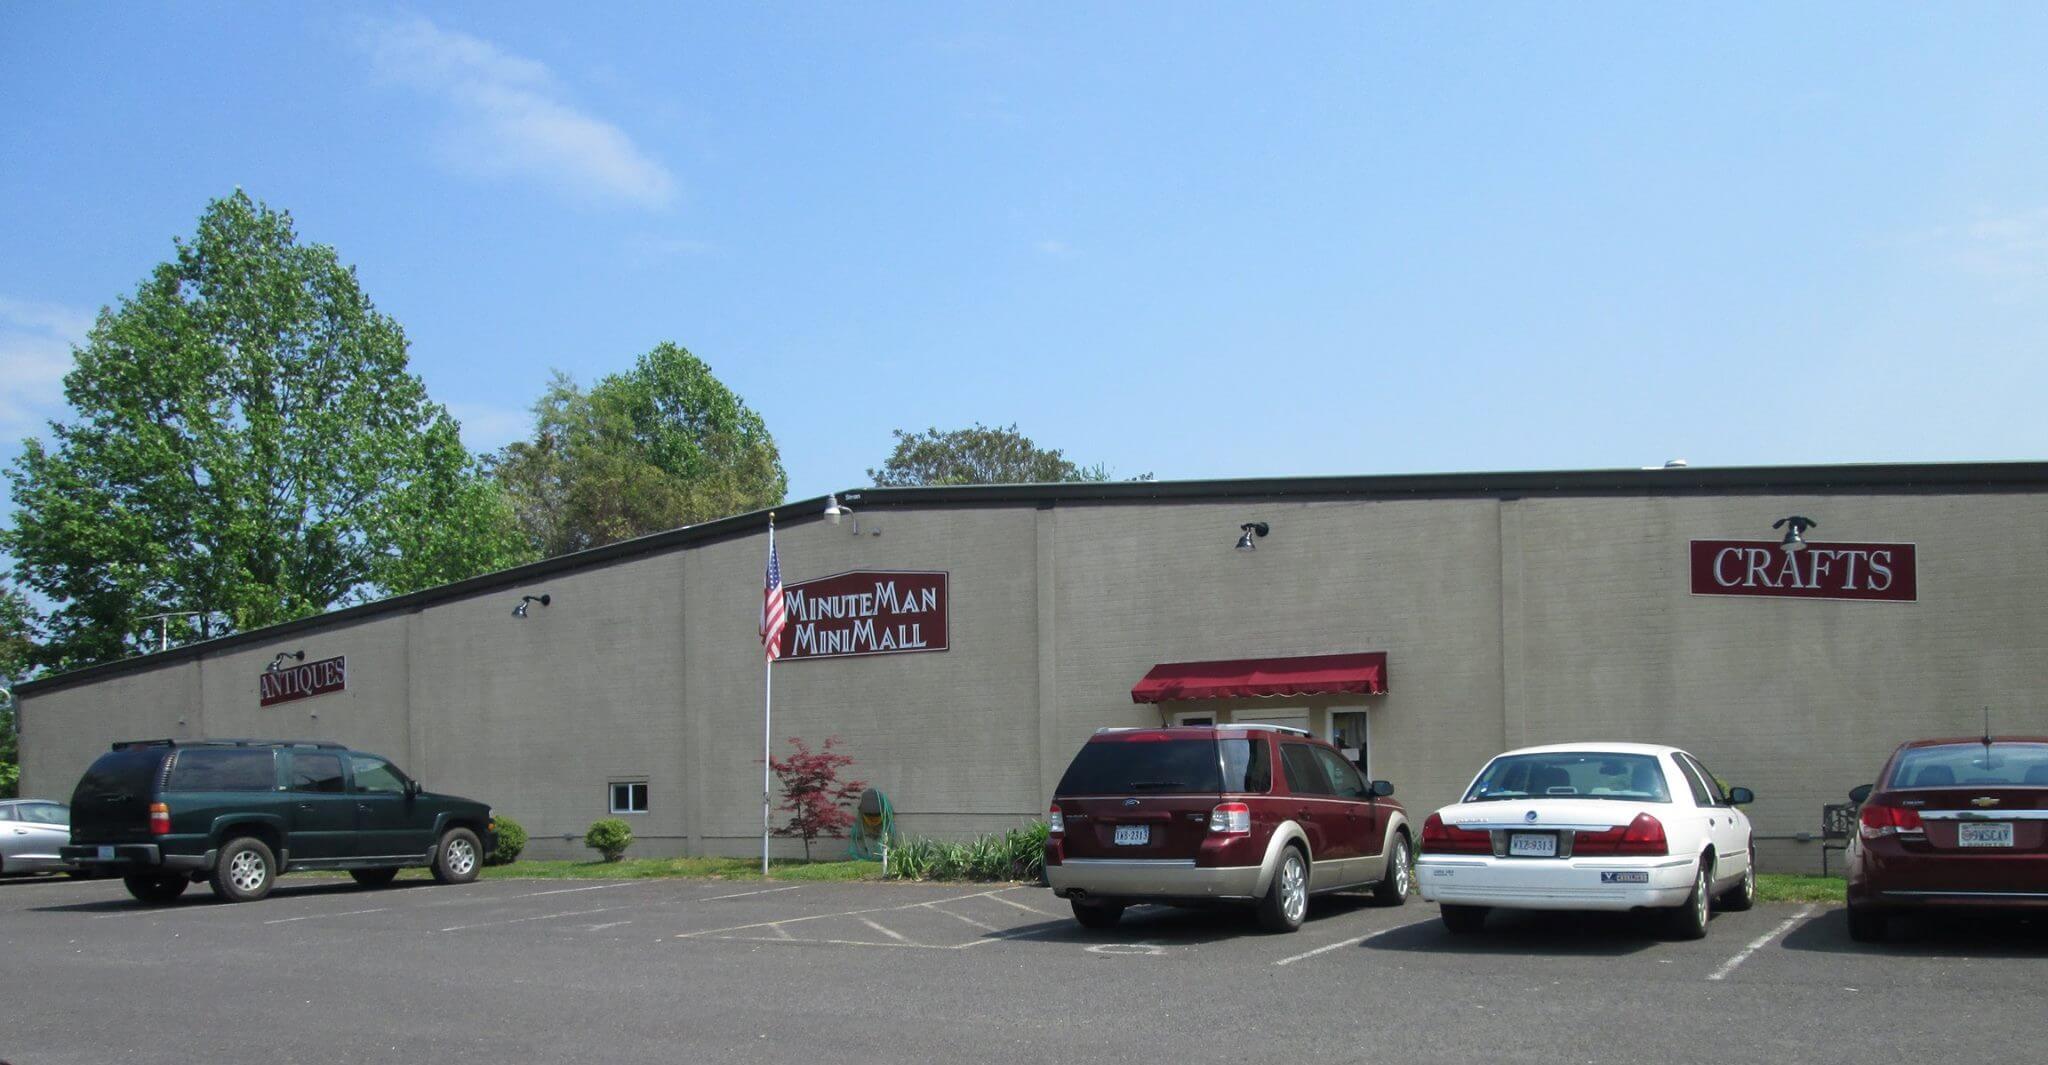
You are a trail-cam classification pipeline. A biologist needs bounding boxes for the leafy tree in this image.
[769,736,866,862]
[1,191,532,672]
[1,584,33,797]
[867,423,1148,486]
[490,344,785,557]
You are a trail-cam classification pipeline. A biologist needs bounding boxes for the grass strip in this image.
[1755,873,1844,904]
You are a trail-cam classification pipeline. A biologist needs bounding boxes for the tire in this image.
[1718,845,1757,912]
[1440,903,1488,934]
[1662,860,1710,940]
[1846,905,1888,944]
[1070,898,1125,929]
[210,837,277,903]
[350,867,401,888]
[1371,835,1413,907]
[431,828,482,885]
[1256,846,1309,933]
[123,873,190,904]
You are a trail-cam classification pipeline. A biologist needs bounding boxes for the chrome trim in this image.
[1460,823,1613,832]
[1060,858,1198,869]
[1916,810,2048,821]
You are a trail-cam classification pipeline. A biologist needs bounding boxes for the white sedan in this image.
[1416,742,1756,939]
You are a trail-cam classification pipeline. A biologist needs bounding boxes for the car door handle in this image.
[1297,809,1313,820]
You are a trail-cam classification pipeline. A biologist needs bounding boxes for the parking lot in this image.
[2,874,2043,1065]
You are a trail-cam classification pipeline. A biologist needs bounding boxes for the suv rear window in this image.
[1889,742,2048,788]
[165,749,277,792]
[1057,737,1269,795]
[74,749,169,800]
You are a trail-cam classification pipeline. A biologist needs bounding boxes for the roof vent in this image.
[1662,458,1689,468]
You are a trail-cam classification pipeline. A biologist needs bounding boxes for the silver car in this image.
[1,799,74,875]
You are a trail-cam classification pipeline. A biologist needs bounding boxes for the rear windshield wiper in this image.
[1128,780,1189,790]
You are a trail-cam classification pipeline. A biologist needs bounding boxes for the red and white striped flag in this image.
[760,525,785,661]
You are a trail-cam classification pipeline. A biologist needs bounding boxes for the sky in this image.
[4,3,2047,508]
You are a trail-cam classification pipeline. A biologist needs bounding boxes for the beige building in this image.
[17,462,2048,873]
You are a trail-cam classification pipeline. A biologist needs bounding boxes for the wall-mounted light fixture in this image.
[822,493,879,536]
[267,650,305,673]
[512,594,551,618]
[1772,516,1817,553]
[1235,522,1270,551]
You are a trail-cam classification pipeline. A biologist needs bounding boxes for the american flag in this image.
[760,526,785,661]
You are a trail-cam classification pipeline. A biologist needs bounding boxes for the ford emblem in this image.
[1124,798,1140,807]
[1524,810,1539,823]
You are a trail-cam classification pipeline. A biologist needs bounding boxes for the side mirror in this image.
[1726,786,1754,806]
[1848,783,1872,804]
[1370,779,1395,798]
[405,779,422,798]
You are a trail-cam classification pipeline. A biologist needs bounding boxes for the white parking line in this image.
[514,883,642,898]
[1273,917,1437,967]
[439,905,625,933]
[264,907,388,925]
[1707,905,1815,982]
[858,917,913,943]
[674,889,1003,939]
[985,893,1061,919]
[699,885,804,902]
[924,904,1002,933]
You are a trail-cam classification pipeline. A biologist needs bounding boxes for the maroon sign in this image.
[780,570,948,661]
[1689,541,1917,602]
[259,655,348,706]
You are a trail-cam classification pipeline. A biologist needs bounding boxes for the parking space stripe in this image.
[264,907,388,925]
[858,917,913,943]
[439,905,625,933]
[673,889,1001,939]
[984,892,1060,918]
[924,904,1002,933]
[1706,905,1815,982]
[699,885,803,901]
[1273,917,1437,966]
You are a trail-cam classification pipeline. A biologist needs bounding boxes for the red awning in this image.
[1129,652,1389,704]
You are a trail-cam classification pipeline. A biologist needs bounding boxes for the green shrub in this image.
[884,822,1052,882]
[487,815,528,866]
[584,818,633,862]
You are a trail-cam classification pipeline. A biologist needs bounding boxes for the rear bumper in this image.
[1047,859,1262,901]
[1416,854,1698,911]
[1848,842,2048,908]
[62,844,215,874]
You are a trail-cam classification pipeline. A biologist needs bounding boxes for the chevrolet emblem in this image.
[1971,797,2001,808]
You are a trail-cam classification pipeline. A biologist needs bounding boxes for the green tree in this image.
[868,423,1148,486]
[1,191,532,673]
[490,344,785,557]
[1,584,34,796]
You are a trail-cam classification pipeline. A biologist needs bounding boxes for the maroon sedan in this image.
[1845,736,2048,942]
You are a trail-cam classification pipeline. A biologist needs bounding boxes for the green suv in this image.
[62,739,496,904]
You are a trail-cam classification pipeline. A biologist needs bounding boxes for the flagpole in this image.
[762,515,775,877]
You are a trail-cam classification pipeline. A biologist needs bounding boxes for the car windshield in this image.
[1888,742,2048,789]
[1464,752,1672,803]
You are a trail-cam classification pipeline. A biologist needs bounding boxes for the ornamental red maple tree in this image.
[769,736,867,861]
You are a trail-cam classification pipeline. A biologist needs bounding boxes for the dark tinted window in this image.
[72,749,169,802]
[1280,744,1332,796]
[1681,755,1728,805]
[1673,758,1715,806]
[350,754,409,794]
[166,749,276,792]
[1889,743,2048,788]
[291,753,347,793]
[1220,739,1271,794]
[1312,747,1368,799]
[1464,752,1672,803]
[1056,738,1224,795]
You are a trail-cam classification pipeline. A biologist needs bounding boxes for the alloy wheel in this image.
[1280,855,1307,924]
[447,837,477,877]
[228,850,266,893]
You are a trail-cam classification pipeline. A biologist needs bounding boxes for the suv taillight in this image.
[1859,802,1925,839]
[1047,803,1064,836]
[1420,812,1491,855]
[149,802,171,835]
[1209,802,1251,836]
[1572,813,1668,856]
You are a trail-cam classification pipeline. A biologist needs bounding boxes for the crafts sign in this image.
[259,655,348,706]
[1689,541,1918,602]
[779,570,949,660]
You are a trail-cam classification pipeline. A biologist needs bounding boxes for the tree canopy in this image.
[1,190,531,672]
[488,343,786,557]
[867,423,1147,486]
[0,584,31,796]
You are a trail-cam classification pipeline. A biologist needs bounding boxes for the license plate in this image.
[1113,825,1150,846]
[1601,871,1649,884]
[1958,822,2014,848]
[1508,833,1556,857]
[97,845,114,860]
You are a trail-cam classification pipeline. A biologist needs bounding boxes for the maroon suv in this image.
[1846,735,2048,942]
[1043,724,1412,932]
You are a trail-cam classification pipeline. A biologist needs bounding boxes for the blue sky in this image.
[4,4,2046,506]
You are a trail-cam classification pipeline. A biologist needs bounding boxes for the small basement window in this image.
[609,781,649,814]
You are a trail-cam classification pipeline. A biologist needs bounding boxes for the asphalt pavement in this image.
[1,872,2042,1064]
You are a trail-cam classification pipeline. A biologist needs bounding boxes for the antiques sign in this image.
[779,570,949,660]
[260,655,348,707]
[1689,541,1918,602]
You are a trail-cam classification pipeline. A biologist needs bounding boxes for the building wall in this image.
[20,483,2048,873]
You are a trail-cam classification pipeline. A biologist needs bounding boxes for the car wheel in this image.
[431,828,482,884]
[1439,903,1488,934]
[1371,835,1412,907]
[1256,846,1309,933]
[1846,905,1888,944]
[1718,845,1757,912]
[210,837,277,903]
[1070,898,1125,929]
[1663,861,1710,940]
[123,873,189,904]
[350,868,401,888]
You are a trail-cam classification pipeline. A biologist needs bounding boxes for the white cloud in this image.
[1924,207,2048,281]
[1034,239,1070,256]
[0,296,89,438]
[358,16,676,210]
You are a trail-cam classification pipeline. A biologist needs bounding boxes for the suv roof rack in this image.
[110,738,349,751]
[1092,723,1313,738]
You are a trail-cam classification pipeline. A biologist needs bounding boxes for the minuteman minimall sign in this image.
[776,570,949,660]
